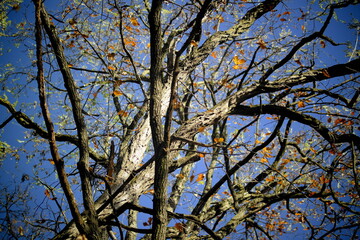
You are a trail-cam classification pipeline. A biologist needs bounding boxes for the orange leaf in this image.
[233,56,246,65]
[199,153,205,158]
[144,189,155,194]
[176,174,185,179]
[198,126,206,132]
[282,11,291,15]
[211,51,217,58]
[266,176,275,182]
[130,17,140,26]
[113,90,123,96]
[260,158,268,163]
[108,65,116,70]
[190,40,198,47]
[214,137,224,143]
[297,101,305,108]
[319,175,330,184]
[48,159,55,165]
[117,110,128,117]
[196,173,205,182]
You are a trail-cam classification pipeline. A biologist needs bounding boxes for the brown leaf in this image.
[174,223,185,232]
[322,69,331,78]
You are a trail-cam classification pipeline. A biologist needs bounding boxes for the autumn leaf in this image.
[265,176,275,182]
[322,69,331,78]
[176,174,185,179]
[113,90,123,96]
[144,189,154,194]
[320,40,326,48]
[211,51,217,58]
[199,153,205,158]
[174,222,185,232]
[18,226,24,236]
[130,17,140,26]
[68,18,77,25]
[260,158,268,163]
[108,65,116,70]
[232,64,246,70]
[319,175,330,184]
[48,159,55,165]
[297,101,305,108]
[214,137,224,143]
[117,110,128,117]
[124,38,137,47]
[294,59,303,66]
[143,217,153,226]
[44,189,51,198]
[196,173,205,182]
[190,40,198,47]
[233,56,246,65]
[198,126,206,132]
[107,53,116,61]
[190,174,195,182]
[257,39,267,49]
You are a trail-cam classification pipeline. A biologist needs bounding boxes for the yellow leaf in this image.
[255,139,262,144]
[233,56,246,65]
[214,137,224,143]
[260,158,268,163]
[113,90,123,96]
[18,226,24,236]
[232,64,246,70]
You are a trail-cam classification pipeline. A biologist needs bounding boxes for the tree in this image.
[0,0,359,239]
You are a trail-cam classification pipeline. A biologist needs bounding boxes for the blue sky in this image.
[0,0,359,239]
